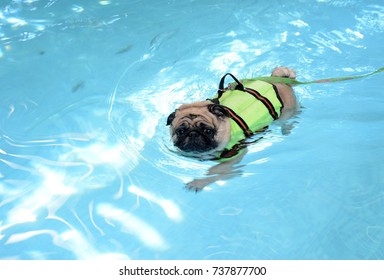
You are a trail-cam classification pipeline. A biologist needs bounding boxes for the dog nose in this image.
[188,131,199,138]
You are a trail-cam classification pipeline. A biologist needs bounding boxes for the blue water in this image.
[0,0,383,260]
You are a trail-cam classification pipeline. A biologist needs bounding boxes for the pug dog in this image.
[166,67,298,191]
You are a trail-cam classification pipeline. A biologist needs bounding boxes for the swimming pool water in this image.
[0,0,383,260]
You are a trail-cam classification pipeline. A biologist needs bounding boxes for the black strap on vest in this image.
[243,87,279,120]
[221,106,253,137]
[217,74,279,119]
[217,73,244,98]
[215,73,250,138]
[219,143,243,159]
[215,73,280,138]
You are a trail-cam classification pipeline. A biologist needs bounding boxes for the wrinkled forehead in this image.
[173,101,218,126]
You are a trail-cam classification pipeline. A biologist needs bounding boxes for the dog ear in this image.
[166,111,176,126]
[208,104,229,118]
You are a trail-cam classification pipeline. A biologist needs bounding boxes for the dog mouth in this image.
[174,124,217,153]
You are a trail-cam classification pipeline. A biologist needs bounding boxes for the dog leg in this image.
[186,149,247,192]
[270,67,298,118]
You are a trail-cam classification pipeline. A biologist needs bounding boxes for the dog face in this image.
[167,101,231,155]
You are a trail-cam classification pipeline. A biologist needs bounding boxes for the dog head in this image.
[167,101,231,155]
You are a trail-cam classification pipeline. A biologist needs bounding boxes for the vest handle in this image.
[217,73,244,98]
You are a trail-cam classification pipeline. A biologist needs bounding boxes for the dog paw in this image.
[271,67,296,79]
[185,180,206,192]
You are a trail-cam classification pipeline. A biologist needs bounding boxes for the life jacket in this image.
[210,73,284,159]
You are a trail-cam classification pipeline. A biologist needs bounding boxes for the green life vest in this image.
[210,73,284,158]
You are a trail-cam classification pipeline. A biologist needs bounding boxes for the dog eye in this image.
[175,128,185,136]
[204,128,214,136]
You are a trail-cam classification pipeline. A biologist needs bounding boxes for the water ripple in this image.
[356,5,384,34]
